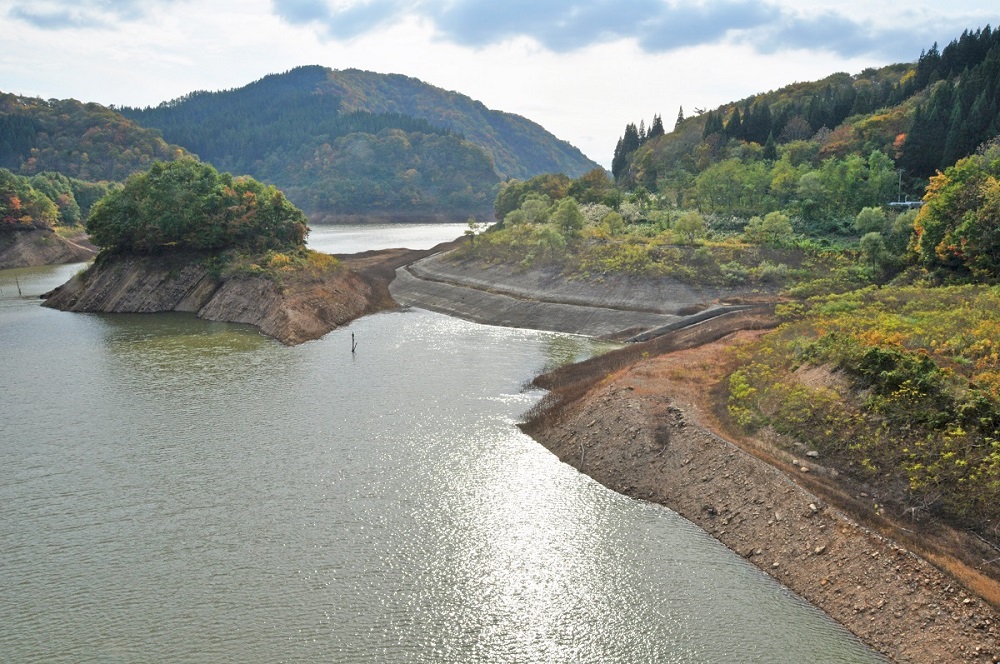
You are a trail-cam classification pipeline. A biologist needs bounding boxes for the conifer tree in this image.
[649,114,665,140]
[723,108,742,138]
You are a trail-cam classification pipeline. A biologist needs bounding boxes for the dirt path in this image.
[523,330,1000,663]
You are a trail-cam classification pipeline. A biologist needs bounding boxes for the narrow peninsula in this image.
[41,159,437,344]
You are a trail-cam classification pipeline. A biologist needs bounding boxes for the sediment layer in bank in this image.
[390,252,770,339]
[42,243,459,345]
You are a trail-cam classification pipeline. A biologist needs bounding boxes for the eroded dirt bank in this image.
[42,242,459,345]
[0,229,96,270]
[523,324,1000,663]
[390,252,772,340]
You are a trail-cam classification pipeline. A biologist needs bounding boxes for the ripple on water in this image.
[0,261,884,663]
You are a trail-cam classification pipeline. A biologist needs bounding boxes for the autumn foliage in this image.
[913,141,1000,279]
[728,286,1000,530]
[86,159,307,255]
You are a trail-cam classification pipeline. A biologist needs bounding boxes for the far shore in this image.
[307,210,493,225]
[0,227,96,270]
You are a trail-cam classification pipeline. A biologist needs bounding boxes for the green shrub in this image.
[87,159,308,255]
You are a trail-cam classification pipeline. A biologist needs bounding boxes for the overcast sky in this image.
[2,0,997,167]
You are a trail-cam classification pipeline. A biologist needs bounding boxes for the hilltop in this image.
[119,66,601,218]
[614,26,1000,208]
[2,68,600,228]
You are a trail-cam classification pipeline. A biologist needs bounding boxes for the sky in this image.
[2,0,998,167]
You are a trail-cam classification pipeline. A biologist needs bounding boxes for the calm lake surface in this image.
[0,225,885,662]
[307,222,472,254]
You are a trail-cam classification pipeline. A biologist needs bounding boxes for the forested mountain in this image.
[612,26,1000,219]
[0,93,187,182]
[120,66,600,216]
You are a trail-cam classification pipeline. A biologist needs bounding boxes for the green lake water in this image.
[0,225,885,662]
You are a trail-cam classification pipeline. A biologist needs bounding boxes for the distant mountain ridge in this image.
[315,67,598,179]
[120,66,601,217]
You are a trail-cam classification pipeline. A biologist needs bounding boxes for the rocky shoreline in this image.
[41,242,460,345]
[523,326,1000,663]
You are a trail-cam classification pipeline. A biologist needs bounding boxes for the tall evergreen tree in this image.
[763,132,778,161]
[723,109,742,138]
[702,111,723,138]
[611,137,627,181]
[649,114,665,140]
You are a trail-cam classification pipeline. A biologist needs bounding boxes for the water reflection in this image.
[539,333,619,374]
[94,313,273,371]
[0,262,884,663]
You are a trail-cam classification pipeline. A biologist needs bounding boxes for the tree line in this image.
[0,168,110,231]
[612,25,1000,198]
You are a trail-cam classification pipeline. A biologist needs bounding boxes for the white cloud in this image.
[1,0,996,167]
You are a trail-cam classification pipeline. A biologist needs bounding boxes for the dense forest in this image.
[1,67,600,221]
[87,159,307,255]
[0,93,187,182]
[0,168,111,231]
[612,26,1000,214]
[119,66,600,215]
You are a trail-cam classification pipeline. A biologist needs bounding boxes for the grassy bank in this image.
[726,285,1000,536]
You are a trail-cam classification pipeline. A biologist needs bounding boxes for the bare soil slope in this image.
[391,252,771,339]
[524,328,1000,663]
[0,229,96,270]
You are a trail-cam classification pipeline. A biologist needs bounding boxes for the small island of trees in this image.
[83,159,342,280]
[87,158,308,255]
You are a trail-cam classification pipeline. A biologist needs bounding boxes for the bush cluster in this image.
[727,285,1000,529]
[87,159,308,255]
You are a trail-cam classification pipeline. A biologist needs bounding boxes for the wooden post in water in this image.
[15,275,22,297]
[351,333,358,354]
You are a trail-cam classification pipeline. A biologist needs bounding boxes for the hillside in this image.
[120,66,601,217]
[0,166,109,267]
[0,92,188,181]
[614,26,1000,209]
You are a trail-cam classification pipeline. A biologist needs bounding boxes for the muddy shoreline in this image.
[522,325,1000,663]
[390,251,1000,659]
